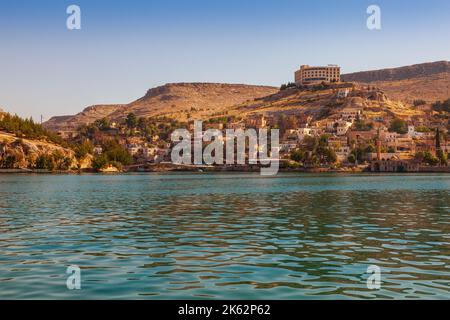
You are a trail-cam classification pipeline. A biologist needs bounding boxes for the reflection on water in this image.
[0,173,449,299]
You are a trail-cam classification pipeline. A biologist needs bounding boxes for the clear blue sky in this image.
[1,0,449,121]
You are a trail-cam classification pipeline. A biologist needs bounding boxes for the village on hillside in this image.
[1,64,450,173]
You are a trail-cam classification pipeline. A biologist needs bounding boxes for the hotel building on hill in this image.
[294,65,341,85]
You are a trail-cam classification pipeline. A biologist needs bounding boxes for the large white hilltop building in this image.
[295,65,341,85]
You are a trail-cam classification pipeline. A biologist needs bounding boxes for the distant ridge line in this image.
[342,60,450,83]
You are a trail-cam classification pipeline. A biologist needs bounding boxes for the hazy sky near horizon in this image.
[1,0,449,121]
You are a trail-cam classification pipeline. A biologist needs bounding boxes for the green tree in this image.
[418,151,439,166]
[349,147,365,163]
[94,118,110,131]
[291,149,306,163]
[432,99,450,113]
[126,113,138,129]
[75,139,94,159]
[92,154,109,170]
[389,118,408,134]
[387,146,396,153]
[321,147,337,163]
[354,120,373,131]
[347,154,356,164]
[0,155,17,169]
[299,135,337,166]
[436,149,447,166]
[102,139,132,165]
[0,112,67,146]
[35,154,55,170]
[413,99,426,107]
[365,144,375,153]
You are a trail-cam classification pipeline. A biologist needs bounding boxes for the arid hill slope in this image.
[225,84,422,122]
[342,61,450,83]
[342,61,450,104]
[45,104,126,131]
[44,83,277,131]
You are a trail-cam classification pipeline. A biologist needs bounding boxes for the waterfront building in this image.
[366,152,399,161]
[370,159,420,172]
[335,146,351,162]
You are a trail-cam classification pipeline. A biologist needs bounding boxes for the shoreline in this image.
[1,166,450,175]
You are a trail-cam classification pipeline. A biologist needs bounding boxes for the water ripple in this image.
[0,173,449,299]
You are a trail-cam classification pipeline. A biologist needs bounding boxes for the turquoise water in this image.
[0,173,449,299]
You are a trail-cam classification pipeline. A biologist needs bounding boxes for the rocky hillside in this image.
[44,83,277,131]
[342,61,450,83]
[226,83,421,122]
[0,131,77,169]
[42,61,449,132]
[45,104,126,132]
[1,112,79,170]
[342,61,450,104]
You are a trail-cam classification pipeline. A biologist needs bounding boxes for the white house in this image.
[280,142,297,153]
[296,127,314,142]
[93,145,103,155]
[337,88,350,99]
[143,147,157,159]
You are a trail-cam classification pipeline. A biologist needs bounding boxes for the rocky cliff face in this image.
[342,61,450,83]
[44,83,278,131]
